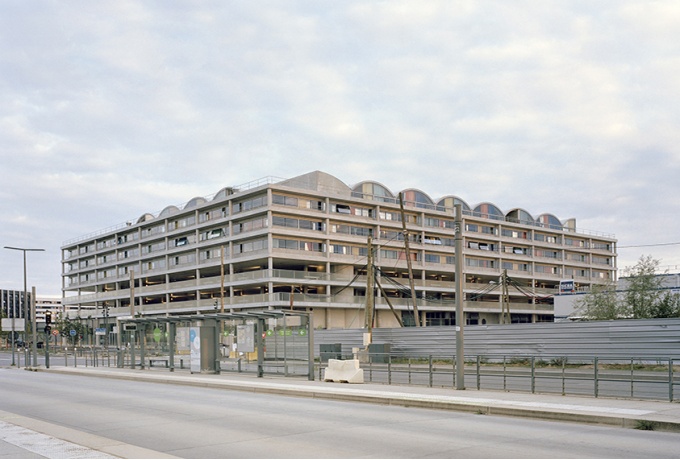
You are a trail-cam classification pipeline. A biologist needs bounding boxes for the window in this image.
[425,254,441,263]
[207,228,224,239]
[466,258,496,269]
[272,194,298,207]
[379,211,401,221]
[335,204,351,214]
[469,242,495,251]
[235,195,266,213]
[331,244,351,255]
[424,217,454,229]
[501,261,529,272]
[501,229,528,239]
[331,224,371,237]
[593,242,612,251]
[175,237,189,247]
[534,233,559,244]
[233,217,268,234]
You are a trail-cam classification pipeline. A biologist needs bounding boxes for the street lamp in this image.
[4,246,45,367]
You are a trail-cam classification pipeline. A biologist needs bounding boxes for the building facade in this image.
[61,171,617,329]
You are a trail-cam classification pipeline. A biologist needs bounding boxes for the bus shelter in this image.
[117,310,314,380]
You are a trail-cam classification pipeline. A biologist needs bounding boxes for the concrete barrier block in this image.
[323,359,364,384]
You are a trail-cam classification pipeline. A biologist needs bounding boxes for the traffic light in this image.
[45,311,52,324]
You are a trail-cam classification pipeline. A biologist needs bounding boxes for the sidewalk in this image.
[35,365,680,434]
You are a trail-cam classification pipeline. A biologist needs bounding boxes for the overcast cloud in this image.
[2,1,679,296]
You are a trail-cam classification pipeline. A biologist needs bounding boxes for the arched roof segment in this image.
[159,205,180,218]
[537,213,562,230]
[436,196,471,213]
[506,208,534,225]
[352,181,395,202]
[213,186,236,201]
[136,213,155,224]
[473,202,504,220]
[185,197,206,209]
[400,189,434,209]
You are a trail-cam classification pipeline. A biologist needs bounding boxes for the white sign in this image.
[1,318,25,331]
[237,324,255,352]
[190,327,201,373]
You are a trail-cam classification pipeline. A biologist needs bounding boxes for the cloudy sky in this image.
[2,1,680,296]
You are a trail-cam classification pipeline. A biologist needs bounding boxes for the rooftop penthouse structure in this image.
[62,171,617,328]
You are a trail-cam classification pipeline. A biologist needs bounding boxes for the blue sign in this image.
[70,329,77,336]
[559,280,575,293]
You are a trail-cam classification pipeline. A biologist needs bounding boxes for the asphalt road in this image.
[1,367,679,458]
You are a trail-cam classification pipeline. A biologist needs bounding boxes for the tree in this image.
[576,281,619,320]
[651,291,680,318]
[54,313,91,346]
[621,255,664,319]
[577,255,680,320]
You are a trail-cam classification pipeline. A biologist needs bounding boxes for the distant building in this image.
[1,289,31,321]
[1,290,63,343]
[61,171,617,329]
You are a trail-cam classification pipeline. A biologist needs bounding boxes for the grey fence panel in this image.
[314,318,680,360]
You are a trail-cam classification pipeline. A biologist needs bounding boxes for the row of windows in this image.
[66,192,614,259]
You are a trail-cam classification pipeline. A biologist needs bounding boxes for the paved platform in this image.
[34,365,680,434]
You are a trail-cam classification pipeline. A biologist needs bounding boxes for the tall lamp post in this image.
[4,246,45,367]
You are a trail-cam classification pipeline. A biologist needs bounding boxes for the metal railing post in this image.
[388,355,392,385]
[503,356,507,392]
[531,356,535,394]
[408,358,412,385]
[630,358,634,398]
[669,358,674,402]
[594,357,599,398]
[561,356,566,396]
[428,355,433,388]
[476,356,481,390]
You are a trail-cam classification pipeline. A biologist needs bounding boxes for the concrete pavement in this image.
[33,365,680,434]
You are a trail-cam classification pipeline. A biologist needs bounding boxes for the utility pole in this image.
[399,193,420,327]
[454,204,465,389]
[501,269,511,324]
[364,235,375,343]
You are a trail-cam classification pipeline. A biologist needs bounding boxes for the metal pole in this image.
[45,333,50,368]
[454,204,465,389]
[31,286,37,367]
[257,318,265,378]
[307,312,314,381]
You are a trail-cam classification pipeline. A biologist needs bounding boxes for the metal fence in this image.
[313,318,680,361]
[318,352,678,402]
